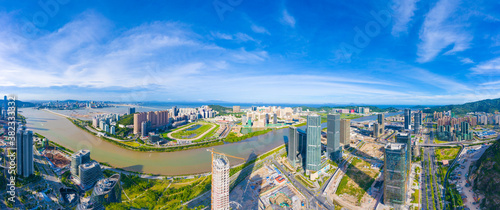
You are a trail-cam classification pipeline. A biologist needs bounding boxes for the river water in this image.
[21,107,400,175]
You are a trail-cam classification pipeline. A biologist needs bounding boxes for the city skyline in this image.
[1,1,500,104]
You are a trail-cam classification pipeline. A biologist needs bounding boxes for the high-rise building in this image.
[241,115,247,125]
[265,113,269,125]
[327,114,341,161]
[71,150,91,177]
[78,173,121,210]
[141,121,151,137]
[383,143,408,207]
[79,160,103,189]
[92,117,99,128]
[414,112,422,133]
[133,111,169,134]
[16,129,34,177]
[461,121,471,140]
[373,123,381,138]
[212,154,230,210]
[395,132,411,163]
[306,115,321,171]
[288,127,307,168]
[110,126,116,135]
[377,113,385,129]
[128,107,135,115]
[273,113,277,124]
[233,106,240,113]
[2,95,7,119]
[172,106,179,117]
[340,119,351,145]
[404,108,411,130]
[288,127,299,168]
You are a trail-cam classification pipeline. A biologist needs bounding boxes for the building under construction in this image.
[383,143,408,208]
[212,153,230,210]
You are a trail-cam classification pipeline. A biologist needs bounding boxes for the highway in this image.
[421,127,442,210]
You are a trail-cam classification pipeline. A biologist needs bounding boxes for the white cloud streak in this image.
[417,0,472,63]
[391,0,419,36]
[281,10,296,28]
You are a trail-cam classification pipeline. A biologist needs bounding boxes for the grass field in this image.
[105,171,211,209]
[120,140,141,147]
[411,189,420,204]
[336,158,379,205]
[434,138,452,144]
[171,123,214,139]
[435,147,460,161]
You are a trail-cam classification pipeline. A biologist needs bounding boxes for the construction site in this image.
[229,165,306,210]
[42,149,71,174]
[356,142,385,161]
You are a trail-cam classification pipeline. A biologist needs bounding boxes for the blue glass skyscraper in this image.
[306,115,321,171]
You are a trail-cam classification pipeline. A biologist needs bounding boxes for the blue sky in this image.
[0,0,499,105]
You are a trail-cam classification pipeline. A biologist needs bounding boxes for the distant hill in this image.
[424,98,500,114]
[471,141,500,208]
[0,100,35,108]
[296,106,399,113]
[209,105,232,113]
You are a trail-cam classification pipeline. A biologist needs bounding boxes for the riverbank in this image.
[67,117,225,152]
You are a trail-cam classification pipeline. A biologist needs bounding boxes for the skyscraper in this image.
[288,127,299,168]
[404,109,411,130]
[383,143,408,207]
[71,150,91,177]
[141,121,150,137]
[327,114,341,161]
[212,154,230,210]
[340,119,351,145]
[306,115,321,171]
[288,127,307,168]
[273,113,277,124]
[172,106,179,117]
[377,113,385,129]
[79,161,103,189]
[2,95,7,119]
[373,123,381,138]
[414,112,422,133]
[395,132,411,164]
[128,107,135,115]
[16,129,34,177]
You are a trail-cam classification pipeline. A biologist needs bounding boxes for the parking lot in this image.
[449,144,489,210]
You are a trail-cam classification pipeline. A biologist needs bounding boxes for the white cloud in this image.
[391,0,419,36]
[211,32,256,42]
[471,57,500,74]
[231,48,268,63]
[0,12,269,90]
[417,0,472,63]
[281,10,296,28]
[211,31,233,40]
[460,57,474,64]
[251,24,270,35]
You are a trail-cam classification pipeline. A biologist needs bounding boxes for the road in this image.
[273,159,335,210]
[421,128,442,210]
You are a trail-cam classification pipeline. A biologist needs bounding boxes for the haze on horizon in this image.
[1,0,500,105]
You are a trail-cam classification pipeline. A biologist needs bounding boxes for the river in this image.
[21,108,400,175]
